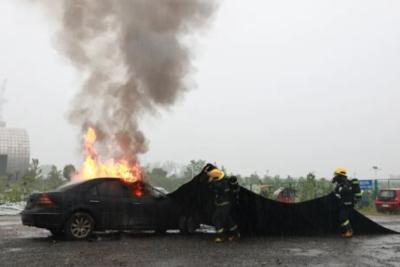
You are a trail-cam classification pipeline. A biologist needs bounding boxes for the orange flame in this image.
[75,127,142,182]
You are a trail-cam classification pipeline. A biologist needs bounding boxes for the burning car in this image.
[21,177,183,240]
[272,187,297,203]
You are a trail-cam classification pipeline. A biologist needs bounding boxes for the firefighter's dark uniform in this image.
[208,169,240,242]
[332,171,354,238]
[228,176,240,220]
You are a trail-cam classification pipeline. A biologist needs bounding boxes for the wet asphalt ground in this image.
[1,215,400,267]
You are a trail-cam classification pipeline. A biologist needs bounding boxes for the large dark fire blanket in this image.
[169,173,397,236]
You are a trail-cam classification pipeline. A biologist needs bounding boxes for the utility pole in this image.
[371,166,381,179]
[371,166,384,188]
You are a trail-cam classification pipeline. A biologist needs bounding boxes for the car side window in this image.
[87,185,99,198]
[123,182,162,198]
[97,181,129,198]
[127,182,146,198]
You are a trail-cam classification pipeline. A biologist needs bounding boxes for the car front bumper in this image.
[375,203,400,212]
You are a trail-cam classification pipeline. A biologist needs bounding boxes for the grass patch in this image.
[357,206,386,216]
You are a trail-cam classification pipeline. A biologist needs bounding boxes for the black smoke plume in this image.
[37,0,218,163]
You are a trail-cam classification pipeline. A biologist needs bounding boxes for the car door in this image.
[96,180,133,229]
[83,184,104,228]
[125,182,158,229]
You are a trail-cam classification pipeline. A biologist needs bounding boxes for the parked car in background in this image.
[21,178,183,240]
[375,189,400,213]
[273,187,297,203]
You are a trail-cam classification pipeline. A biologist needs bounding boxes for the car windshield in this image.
[378,190,396,199]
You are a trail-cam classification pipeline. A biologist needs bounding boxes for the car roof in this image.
[55,177,136,190]
[80,177,147,186]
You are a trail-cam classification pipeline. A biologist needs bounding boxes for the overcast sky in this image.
[0,0,399,179]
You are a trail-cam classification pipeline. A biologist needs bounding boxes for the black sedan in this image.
[21,177,184,240]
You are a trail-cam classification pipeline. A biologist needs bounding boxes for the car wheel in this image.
[65,212,94,240]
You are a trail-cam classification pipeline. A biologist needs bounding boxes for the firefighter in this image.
[207,167,240,242]
[332,167,354,238]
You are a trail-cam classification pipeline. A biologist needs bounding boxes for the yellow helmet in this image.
[334,167,347,176]
[207,168,225,181]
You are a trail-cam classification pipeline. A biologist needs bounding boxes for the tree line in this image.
[0,159,75,202]
[1,158,336,203]
[146,159,334,202]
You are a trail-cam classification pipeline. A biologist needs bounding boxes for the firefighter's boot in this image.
[214,228,226,243]
[343,230,353,238]
[214,236,226,243]
[228,225,240,241]
[227,225,240,241]
[341,223,353,238]
[228,232,240,241]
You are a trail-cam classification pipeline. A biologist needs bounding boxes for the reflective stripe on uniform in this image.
[341,220,350,227]
[217,228,224,233]
[216,201,230,206]
[230,225,238,231]
[344,202,353,205]
[355,193,362,196]
[352,180,360,184]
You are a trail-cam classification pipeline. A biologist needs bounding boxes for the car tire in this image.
[64,212,94,241]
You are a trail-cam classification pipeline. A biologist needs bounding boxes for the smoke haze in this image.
[38,0,218,163]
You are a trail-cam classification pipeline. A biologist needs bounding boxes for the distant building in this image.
[0,127,30,178]
[0,79,30,178]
